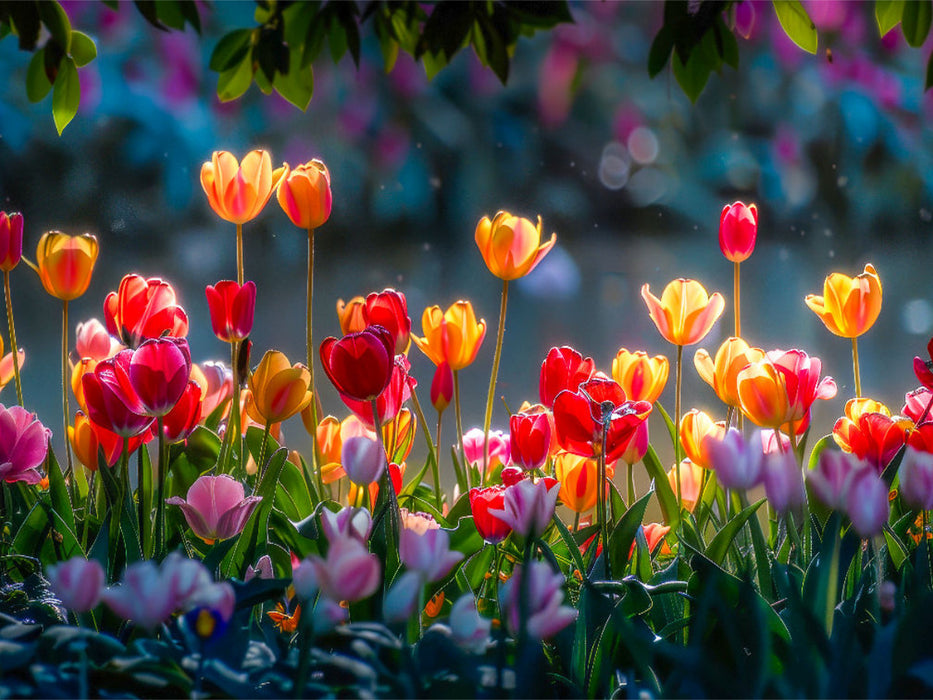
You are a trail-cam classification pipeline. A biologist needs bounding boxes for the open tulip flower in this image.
[695,337,766,409]
[412,301,486,371]
[680,409,726,469]
[641,278,725,347]
[474,211,556,281]
[129,337,192,417]
[805,264,882,339]
[362,288,412,356]
[611,348,669,404]
[321,325,395,402]
[166,474,261,543]
[539,346,597,409]
[36,231,99,301]
[246,349,313,425]
[0,404,50,485]
[104,274,189,348]
[490,477,560,540]
[833,398,909,472]
[205,280,256,343]
[276,159,332,229]
[463,427,510,475]
[82,350,154,438]
[339,354,413,429]
[767,349,836,434]
[200,150,286,226]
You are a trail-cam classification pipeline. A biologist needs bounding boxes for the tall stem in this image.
[734,261,741,338]
[852,336,862,399]
[483,279,509,475]
[627,462,636,507]
[4,271,22,406]
[236,223,244,286]
[407,387,440,509]
[434,413,444,510]
[61,301,75,502]
[230,341,243,478]
[597,425,611,581]
[305,227,324,499]
[674,344,684,509]
[155,417,166,559]
[453,370,468,490]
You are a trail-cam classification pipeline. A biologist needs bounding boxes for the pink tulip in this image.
[898,446,933,511]
[74,318,121,362]
[449,595,491,653]
[306,536,381,602]
[165,474,261,542]
[762,449,806,515]
[499,561,577,639]
[130,337,192,416]
[341,435,386,485]
[245,555,274,582]
[618,420,649,465]
[160,380,202,442]
[719,201,758,262]
[196,360,233,419]
[384,570,422,623]
[703,428,764,491]
[320,506,372,545]
[490,478,559,540]
[767,349,837,434]
[47,557,105,612]
[0,404,51,485]
[82,350,154,438]
[400,507,441,534]
[0,211,23,272]
[846,469,889,538]
[463,427,510,473]
[205,280,256,343]
[903,387,933,424]
[399,527,464,583]
[807,449,864,511]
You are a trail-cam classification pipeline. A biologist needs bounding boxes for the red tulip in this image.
[339,354,413,429]
[129,337,192,416]
[363,288,411,356]
[719,201,758,263]
[509,411,551,471]
[160,380,202,442]
[552,377,653,463]
[539,346,596,409]
[205,280,256,343]
[82,350,154,438]
[0,211,23,272]
[431,361,453,414]
[914,338,933,390]
[904,387,933,425]
[320,325,395,402]
[104,274,189,348]
[469,485,512,544]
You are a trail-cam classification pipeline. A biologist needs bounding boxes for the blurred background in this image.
[1,1,933,475]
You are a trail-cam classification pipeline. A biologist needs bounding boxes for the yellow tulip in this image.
[554,451,614,514]
[200,150,286,225]
[611,348,669,404]
[276,159,332,229]
[411,300,487,371]
[641,278,725,347]
[246,350,313,425]
[736,358,792,430]
[474,211,556,281]
[804,263,882,338]
[36,232,99,301]
[694,337,766,408]
[679,409,726,469]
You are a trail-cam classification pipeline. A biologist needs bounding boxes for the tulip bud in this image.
[475,211,556,281]
[509,411,551,471]
[431,361,454,414]
[341,435,386,485]
[205,280,256,343]
[807,449,862,511]
[762,448,806,515]
[307,536,381,602]
[47,557,105,613]
[846,469,889,538]
[384,570,422,623]
[490,478,559,540]
[703,428,764,491]
[469,486,512,544]
[898,446,933,511]
[276,159,332,230]
[719,201,758,263]
[37,231,99,301]
[0,211,23,272]
[363,289,411,356]
[399,527,464,583]
[449,595,491,653]
[336,296,367,335]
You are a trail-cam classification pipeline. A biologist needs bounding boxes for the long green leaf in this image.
[52,56,80,134]
[772,0,818,54]
[705,498,766,566]
[902,0,933,46]
[876,0,906,35]
[643,445,680,531]
[608,489,654,575]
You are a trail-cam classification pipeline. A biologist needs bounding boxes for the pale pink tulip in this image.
[490,478,559,540]
[341,435,386,485]
[47,557,105,613]
[449,595,491,653]
[703,428,764,491]
[307,537,380,602]
[846,469,889,538]
[384,570,423,623]
[463,427,511,473]
[399,507,440,534]
[320,506,373,545]
[245,554,274,582]
[807,450,864,511]
[74,318,121,361]
[399,527,464,583]
[0,405,50,485]
[166,474,261,542]
[898,446,933,511]
[762,449,806,515]
[499,561,577,639]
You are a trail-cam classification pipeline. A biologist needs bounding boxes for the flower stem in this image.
[734,261,741,338]
[4,271,22,406]
[408,387,440,509]
[453,370,468,491]
[483,279,509,476]
[674,344,684,509]
[627,462,636,507]
[305,226,324,500]
[61,300,75,505]
[598,430,611,581]
[852,336,862,398]
[236,223,244,286]
[257,421,271,481]
[155,417,166,559]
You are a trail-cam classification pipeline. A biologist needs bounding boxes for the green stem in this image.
[305,226,324,500]
[236,223,244,286]
[598,430,611,581]
[852,336,861,399]
[453,370,468,491]
[407,385,439,487]
[257,421,272,481]
[4,271,22,406]
[230,341,243,478]
[483,279,509,476]
[627,462,636,507]
[155,417,166,559]
[674,344,683,508]
[734,261,741,338]
[61,300,75,506]
[434,412,444,510]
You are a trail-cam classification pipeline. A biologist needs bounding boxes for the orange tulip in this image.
[804,263,882,338]
[694,337,766,408]
[736,358,792,430]
[0,335,24,395]
[200,150,286,225]
[474,211,556,281]
[68,411,98,472]
[641,279,725,347]
[554,451,614,514]
[411,301,487,371]
[611,348,669,404]
[36,232,99,301]
[667,459,703,513]
[246,350,313,425]
[679,409,726,469]
[336,296,367,336]
[276,159,332,229]
[70,358,97,413]
[383,407,416,464]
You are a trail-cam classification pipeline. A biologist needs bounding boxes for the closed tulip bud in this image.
[129,337,192,417]
[509,411,551,471]
[200,150,286,225]
[611,348,669,404]
[463,427,510,475]
[490,478,559,540]
[0,212,22,272]
[320,506,372,545]
[36,231,98,301]
[412,301,487,371]
[805,264,882,338]
[680,409,726,469]
[306,536,381,603]
[336,296,367,335]
[449,595,491,653]
[619,420,650,465]
[160,380,202,442]
[82,350,154,438]
[165,475,261,543]
[808,449,863,511]
[205,280,256,343]
[47,557,105,613]
[475,211,557,280]
[320,325,395,402]
[399,527,464,583]
[104,274,189,348]
[276,159,332,229]
[668,459,703,513]
[762,448,806,515]
[431,361,454,414]
[75,318,121,362]
[363,288,411,355]
[704,428,764,491]
[69,411,100,471]
[539,346,596,409]
[499,561,577,639]
[341,435,386,485]
[641,279,725,347]
[695,337,766,408]
[469,485,511,544]
[846,469,889,538]
[246,350,313,425]
[898,446,933,511]
[736,358,793,430]
[719,201,758,262]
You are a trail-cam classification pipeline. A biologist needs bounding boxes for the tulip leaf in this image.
[643,445,680,532]
[884,522,910,571]
[772,0,818,54]
[46,447,76,538]
[46,506,83,560]
[876,0,906,35]
[705,498,766,566]
[653,401,677,452]
[806,433,836,471]
[51,56,79,135]
[69,31,97,67]
[25,49,52,103]
[552,514,588,578]
[671,41,712,104]
[608,489,654,576]
[274,458,313,521]
[902,0,933,46]
[12,502,51,557]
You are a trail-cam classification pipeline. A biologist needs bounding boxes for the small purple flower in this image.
[166,475,261,543]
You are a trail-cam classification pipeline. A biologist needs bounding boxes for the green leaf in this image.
[806,433,836,471]
[643,445,680,532]
[902,0,933,47]
[69,31,96,67]
[876,0,906,35]
[717,19,740,70]
[46,448,75,538]
[772,0,818,54]
[37,1,72,53]
[705,498,766,566]
[884,522,909,570]
[274,456,314,521]
[671,40,712,102]
[553,514,588,577]
[209,28,253,72]
[273,54,314,111]
[608,489,654,575]
[51,56,79,135]
[927,50,933,91]
[648,25,674,78]
[216,55,253,102]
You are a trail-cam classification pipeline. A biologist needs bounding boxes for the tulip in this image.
[474,211,556,281]
[320,506,372,545]
[129,337,192,417]
[384,570,423,623]
[539,346,597,409]
[245,555,274,582]
[719,201,758,263]
[449,595,491,653]
[103,274,189,349]
[81,415,150,469]
[200,150,286,226]
[47,557,105,613]
[641,279,725,348]
[703,428,764,491]
[411,301,487,371]
[431,361,454,414]
[805,263,882,398]
[400,527,464,583]
[618,420,650,466]
[160,380,202,442]
[611,348,669,404]
[667,459,703,513]
[463,427,510,475]
[736,357,793,431]
[341,435,386,486]
[908,422,933,454]
[191,361,233,421]
[898,447,933,511]
[69,411,101,471]
[846,469,889,538]
[166,474,261,543]
[338,353,413,430]
[305,536,381,602]
[913,337,933,391]
[510,411,551,471]
[499,561,577,639]
[0,211,22,272]
[904,387,933,425]
[833,398,908,472]
[74,318,121,362]
[629,523,672,559]
[276,159,332,229]
[312,414,343,467]
[320,325,395,402]
[762,448,806,516]
[469,485,512,544]
[363,288,412,356]
[246,350,313,425]
[82,350,154,438]
[694,337,766,409]
[205,280,256,343]
[680,409,726,469]
[807,449,863,511]
[490,478,559,540]
[400,506,440,534]
[0,404,49,486]
[36,232,98,301]
[767,349,837,435]
[336,296,367,336]
[554,451,605,513]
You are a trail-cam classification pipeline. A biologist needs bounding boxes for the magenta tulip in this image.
[846,469,889,538]
[898,446,933,511]
[490,478,559,540]
[205,280,256,343]
[0,211,23,272]
[165,474,261,543]
[129,337,192,416]
[719,201,758,263]
[306,536,380,602]
[82,350,154,438]
[0,404,50,485]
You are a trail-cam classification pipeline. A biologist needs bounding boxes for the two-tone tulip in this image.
[611,348,669,404]
[104,274,189,348]
[641,278,725,347]
[246,350,313,425]
[805,264,882,338]
[200,150,286,225]
[205,280,256,343]
[694,337,766,408]
[129,337,192,417]
[276,159,332,229]
[36,232,98,301]
[719,201,758,262]
[474,211,556,280]
[680,408,726,469]
[412,301,486,371]
[82,350,154,438]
